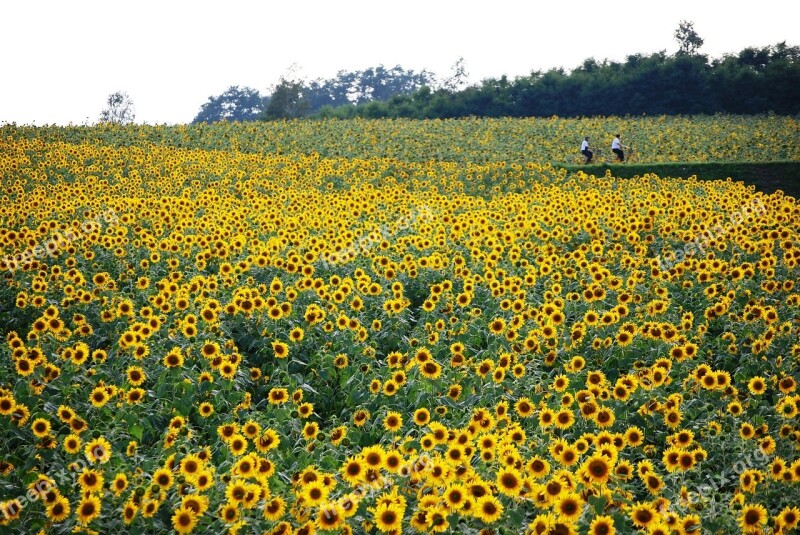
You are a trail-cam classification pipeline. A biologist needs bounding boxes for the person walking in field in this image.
[580,136,595,164]
[611,134,629,162]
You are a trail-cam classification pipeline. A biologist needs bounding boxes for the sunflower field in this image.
[0,118,799,535]
[4,114,799,163]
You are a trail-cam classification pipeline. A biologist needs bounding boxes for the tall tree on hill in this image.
[304,65,436,113]
[263,78,309,120]
[193,86,266,123]
[674,20,704,56]
[99,91,135,125]
[441,57,469,93]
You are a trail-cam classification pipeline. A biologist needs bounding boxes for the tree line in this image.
[192,42,800,123]
[192,65,438,123]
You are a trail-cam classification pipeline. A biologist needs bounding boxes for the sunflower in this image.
[302,422,319,441]
[373,502,403,532]
[163,348,184,368]
[78,468,105,493]
[777,506,800,531]
[0,498,22,521]
[256,458,275,481]
[107,473,128,497]
[382,379,398,396]
[383,411,403,432]
[225,479,249,505]
[153,467,174,489]
[413,408,430,426]
[679,452,697,472]
[76,495,101,525]
[594,407,615,428]
[289,327,304,342]
[489,317,506,334]
[495,466,523,497]
[427,506,450,532]
[46,495,71,522]
[475,495,504,523]
[317,502,345,531]
[122,501,139,526]
[194,470,214,491]
[629,502,659,528]
[740,503,767,533]
[197,401,214,418]
[338,493,360,520]
[557,445,580,467]
[554,409,575,430]
[64,434,82,454]
[228,433,248,456]
[272,341,289,359]
[739,423,755,440]
[662,447,681,473]
[260,496,286,521]
[0,395,16,416]
[362,445,385,470]
[644,473,664,494]
[419,360,442,379]
[589,514,616,535]
[778,376,797,394]
[123,387,145,405]
[198,372,214,384]
[663,409,682,429]
[515,397,534,418]
[678,515,701,534]
[556,492,584,524]
[172,506,198,534]
[646,522,671,535]
[527,456,551,480]
[583,455,612,485]
[268,388,289,404]
[624,426,644,447]
[85,436,112,464]
[219,503,239,524]
[302,481,329,507]
[443,483,467,512]
[31,417,51,438]
[233,454,257,478]
[341,456,365,485]
[329,425,348,446]
[671,428,693,448]
[747,376,767,395]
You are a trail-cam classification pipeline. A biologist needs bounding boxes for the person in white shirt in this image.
[611,134,628,162]
[580,136,594,163]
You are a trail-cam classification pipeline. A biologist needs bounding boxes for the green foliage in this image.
[309,42,800,118]
[674,20,704,56]
[263,79,309,120]
[98,91,135,125]
[193,86,266,124]
[304,65,436,112]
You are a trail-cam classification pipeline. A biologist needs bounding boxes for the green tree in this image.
[303,65,436,112]
[193,86,266,123]
[99,91,135,125]
[263,78,309,120]
[441,57,469,93]
[674,20,704,56]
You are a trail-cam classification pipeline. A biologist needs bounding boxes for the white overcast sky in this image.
[1,0,797,125]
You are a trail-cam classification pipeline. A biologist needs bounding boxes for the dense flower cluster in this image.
[0,122,799,534]
[2,114,799,163]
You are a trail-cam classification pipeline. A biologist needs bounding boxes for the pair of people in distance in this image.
[581,134,629,163]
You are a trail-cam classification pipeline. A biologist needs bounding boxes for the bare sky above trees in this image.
[1,0,796,125]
